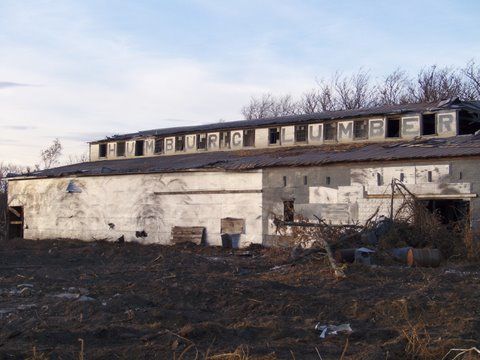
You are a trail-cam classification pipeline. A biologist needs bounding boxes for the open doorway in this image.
[421,199,469,225]
[8,206,24,239]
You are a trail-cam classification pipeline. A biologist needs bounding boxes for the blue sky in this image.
[0,0,479,164]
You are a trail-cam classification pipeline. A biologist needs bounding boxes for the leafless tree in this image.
[333,70,375,110]
[66,152,89,165]
[241,93,298,120]
[463,60,480,99]
[377,69,412,105]
[37,138,63,170]
[298,85,335,114]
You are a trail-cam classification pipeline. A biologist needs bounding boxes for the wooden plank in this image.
[171,226,205,245]
[221,218,245,234]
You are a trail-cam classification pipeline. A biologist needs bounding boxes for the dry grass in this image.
[207,346,276,360]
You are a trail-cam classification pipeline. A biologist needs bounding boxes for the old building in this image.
[7,98,480,246]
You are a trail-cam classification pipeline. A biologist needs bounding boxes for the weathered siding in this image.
[262,158,480,245]
[8,171,264,247]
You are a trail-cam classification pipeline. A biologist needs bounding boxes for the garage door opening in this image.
[421,199,469,225]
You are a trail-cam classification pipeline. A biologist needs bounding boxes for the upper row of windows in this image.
[98,115,440,158]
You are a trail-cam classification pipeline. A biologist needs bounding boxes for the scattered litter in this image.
[53,293,80,300]
[17,284,34,288]
[315,323,353,338]
[77,295,95,302]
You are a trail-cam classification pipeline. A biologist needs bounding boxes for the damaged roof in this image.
[91,98,480,144]
[16,134,480,179]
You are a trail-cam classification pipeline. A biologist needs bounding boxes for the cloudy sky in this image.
[0,0,479,165]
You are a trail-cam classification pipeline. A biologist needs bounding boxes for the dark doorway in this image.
[8,206,24,239]
[422,199,469,225]
[283,200,295,222]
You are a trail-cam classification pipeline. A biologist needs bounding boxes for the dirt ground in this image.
[0,239,479,360]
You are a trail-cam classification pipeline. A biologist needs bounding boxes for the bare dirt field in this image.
[0,239,479,359]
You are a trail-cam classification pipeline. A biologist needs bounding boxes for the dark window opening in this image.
[400,172,405,182]
[269,127,280,145]
[220,131,230,148]
[422,199,469,225]
[135,140,144,156]
[154,138,164,154]
[386,117,400,138]
[422,114,436,135]
[427,171,433,182]
[283,176,287,187]
[243,129,255,147]
[283,200,295,222]
[175,136,185,151]
[99,143,107,158]
[459,171,463,180]
[295,125,308,142]
[8,206,23,239]
[326,176,331,185]
[324,122,337,141]
[116,142,126,157]
[377,173,384,186]
[303,176,308,185]
[197,133,207,150]
[458,110,480,135]
[354,120,368,139]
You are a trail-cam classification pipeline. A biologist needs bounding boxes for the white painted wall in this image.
[8,171,264,247]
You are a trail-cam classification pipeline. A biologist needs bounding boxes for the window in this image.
[295,125,308,142]
[269,127,280,145]
[243,129,255,147]
[324,122,337,141]
[427,171,433,182]
[400,172,405,182]
[116,142,126,157]
[135,140,144,156]
[99,143,107,158]
[220,131,230,149]
[354,120,368,139]
[283,176,287,187]
[154,138,164,154]
[377,173,383,186]
[386,117,400,138]
[175,136,185,151]
[197,133,207,150]
[422,114,436,135]
[283,200,295,222]
[303,176,308,185]
[326,176,331,185]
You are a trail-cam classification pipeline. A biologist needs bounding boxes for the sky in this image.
[0,0,479,165]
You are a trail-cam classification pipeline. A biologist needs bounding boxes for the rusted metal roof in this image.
[90,98,480,144]
[15,134,480,179]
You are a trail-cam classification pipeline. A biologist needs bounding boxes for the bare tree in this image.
[463,60,480,99]
[241,93,298,119]
[377,69,412,105]
[37,138,63,170]
[334,70,375,110]
[66,152,89,165]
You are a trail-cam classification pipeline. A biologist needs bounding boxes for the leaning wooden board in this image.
[171,226,205,245]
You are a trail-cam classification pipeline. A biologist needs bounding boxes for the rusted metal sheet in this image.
[13,133,480,180]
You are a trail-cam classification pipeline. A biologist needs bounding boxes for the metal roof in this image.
[14,134,480,179]
[90,98,480,144]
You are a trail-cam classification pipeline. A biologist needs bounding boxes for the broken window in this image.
[283,200,295,222]
[175,136,185,151]
[354,120,368,139]
[422,113,436,135]
[99,143,107,158]
[377,173,384,186]
[116,141,126,157]
[283,176,287,187]
[220,131,230,149]
[427,171,433,183]
[326,176,331,185]
[303,176,308,185]
[154,137,164,154]
[269,127,280,145]
[196,133,207,150]
[243,129,255,147]
[386,117,400,138]
[458,110,480,135]
[400,173,405,182]
[135,140,144,156]
[324,122,337,141]
[295,125,308,143]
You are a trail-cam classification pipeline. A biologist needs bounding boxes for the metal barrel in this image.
[391,247,413,265]
[411,248,442,267]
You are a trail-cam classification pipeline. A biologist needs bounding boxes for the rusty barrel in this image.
[409,248,442,267]
[391,247,412,264]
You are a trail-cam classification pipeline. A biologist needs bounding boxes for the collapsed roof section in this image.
[17,133,480,179]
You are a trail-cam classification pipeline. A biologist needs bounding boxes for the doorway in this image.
[8,206,23,239]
